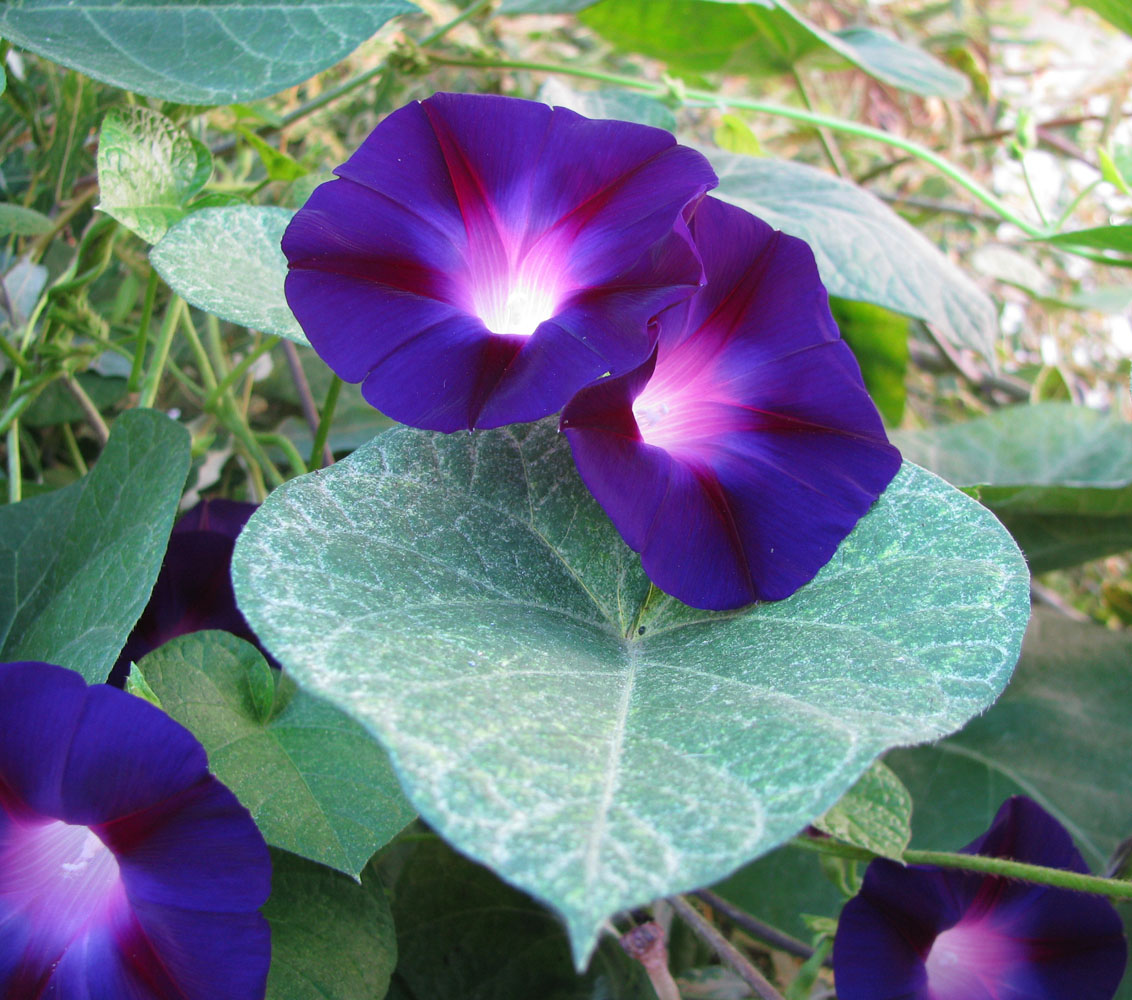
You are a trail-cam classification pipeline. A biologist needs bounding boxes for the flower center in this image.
[476,273,560,338]
[1,816,124,948]
[924,919,1018,999]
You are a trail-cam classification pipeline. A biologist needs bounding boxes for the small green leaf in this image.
[381,835,651,999]
[96,106,212,244]
[1099,149,1131,195]
[714,114,764,156]
[710,151,997,358]
[830,298,909,426]
[137,631,415,877]
[0,409,190,682]
[814,760,912,860]
[1039,224,1132,254]
[0,0,417,104]
[233,418,1029,965]
[890,609,1132,871]
[149,206,307,344]
[238,128,309,183]
[894,401,1132,572]
[0,203,53,236]
[264,850,397,1000]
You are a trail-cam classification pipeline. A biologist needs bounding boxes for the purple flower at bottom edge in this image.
[560,195,901,610]
[832,796,1128,1000]
[0,661,271,1000]
[111,498,265,685]
[282,91,716,432]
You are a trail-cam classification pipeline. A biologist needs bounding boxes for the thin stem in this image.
[204,336,281,412]
[1053,179,1101,233]
[179,307,219,391]
[257,432,308,478]
[1018,154,1050,228]
[692,890,821,964]
[308,373,342,470]
[790,68,848,178]
[60,422,88,476]
[282,339,328,462]
[6,424,21,503]
[129,268,160,392]
[790,836,1132,900]
[668,895,786,1000]
[60,374,110,446]
[139,298,184,410]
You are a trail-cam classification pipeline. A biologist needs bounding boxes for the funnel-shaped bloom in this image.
[832,796,1127,1000]
[282,92,716,431]
[0,660,271,999]
[560,196,901,610]
[112,499,262,684]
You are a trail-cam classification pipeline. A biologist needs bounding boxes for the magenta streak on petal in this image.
[924,917,1020,1000]
[0,815,127,960]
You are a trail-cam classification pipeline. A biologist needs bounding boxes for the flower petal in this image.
[283,92,715,430]
[562,196,901,609]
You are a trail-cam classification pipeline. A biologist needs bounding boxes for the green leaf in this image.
[0,203,53,236]
[813,760,912,860]
[1072,0,1132,36]
[538,78,677,131]
[816,25,969,99]
[581,0,822,78]
[238,127,309,183]
[893,401,1132,572]
[1039,224,1132,254]
[830,298,909,426]
[709,150,997,358]
[381,834,651,999]
[889,608,1132,870]
[714,114,764,157]
[232,418,1029,965]
[149,206,308,345]
[0,0,416,104]
[0,409,189,682]
[136,631,415,877]
[265,850,397,1000]
[1099,148,1132,196]
[96,106,212,244]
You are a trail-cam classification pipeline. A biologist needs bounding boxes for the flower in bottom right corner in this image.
[832,796,1128,1000]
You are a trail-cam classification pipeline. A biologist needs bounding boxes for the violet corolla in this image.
[282,92,716,431]
[112,498,263,684]
[560,196,901,610]
[832,795,1127,1000]
[0,660,271,999]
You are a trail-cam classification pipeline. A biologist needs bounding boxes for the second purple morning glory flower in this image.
[283,92,716,432]
[561,196,901,610]
[833,796,1128,1000]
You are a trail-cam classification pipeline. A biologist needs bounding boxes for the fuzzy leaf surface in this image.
[232,419,1029,965]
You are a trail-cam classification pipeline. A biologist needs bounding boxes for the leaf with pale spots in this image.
[232,418,1030,966]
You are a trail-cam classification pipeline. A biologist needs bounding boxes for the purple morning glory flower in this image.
[0,660,271,999]
[282,91,716,431]
[832,796,1128,1000]
[112,498,262,684]
[559,196,901,610]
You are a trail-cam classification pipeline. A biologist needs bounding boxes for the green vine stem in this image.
[791,835,1132,900]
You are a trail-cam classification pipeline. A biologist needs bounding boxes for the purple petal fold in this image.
[561,196,901,610]
[832,796,1128,1000]
[112,498,265,684]
[283,91,716,431]
[0,661,271,1000]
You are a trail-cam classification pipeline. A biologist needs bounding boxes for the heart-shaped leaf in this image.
[136,631,415,876]
[232,419,1029,965]
[813,760,912,860]
[0,409,189,682]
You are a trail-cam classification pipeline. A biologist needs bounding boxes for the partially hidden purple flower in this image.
[832,796,1128,1000]
[0,660,271,999]
[282,92,716,431]
[112,498,263,684]
[560,196,901,610]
